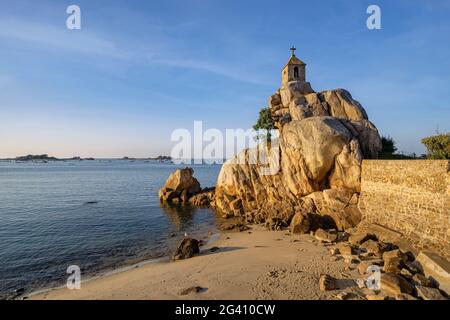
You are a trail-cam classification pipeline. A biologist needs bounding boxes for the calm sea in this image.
[0,160,222,297]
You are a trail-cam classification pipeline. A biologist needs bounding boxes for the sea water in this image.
[0,160,221,296]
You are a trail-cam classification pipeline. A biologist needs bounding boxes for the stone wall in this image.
[358,160,450,258]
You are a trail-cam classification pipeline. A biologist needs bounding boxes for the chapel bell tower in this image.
[282,46,306,86]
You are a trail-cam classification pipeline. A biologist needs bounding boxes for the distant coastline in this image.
[0,155,229,165]
[0,154,173,163]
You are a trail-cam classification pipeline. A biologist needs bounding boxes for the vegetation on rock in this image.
[253,107,275,143]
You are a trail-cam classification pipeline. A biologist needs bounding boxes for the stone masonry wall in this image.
[358,160,450,258]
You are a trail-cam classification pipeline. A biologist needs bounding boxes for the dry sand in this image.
[30,226,365,300]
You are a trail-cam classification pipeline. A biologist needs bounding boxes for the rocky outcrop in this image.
[172,237,200,260]
[159,168,214,205]
[188,188,215,206]
[214,81,381,231]
[314,223,449,299]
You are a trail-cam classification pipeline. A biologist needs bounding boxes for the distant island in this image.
[14,154,61,161]
[149,155,172,162]
[0,154,96,162]
[0,154,173,162]
[121,155,172,162]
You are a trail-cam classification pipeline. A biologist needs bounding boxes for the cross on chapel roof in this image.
[284,46,306,68]
[290,46,296,56]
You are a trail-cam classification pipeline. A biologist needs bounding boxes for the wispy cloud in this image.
[152,57,267,85]
[0,17,266,85]
[0,18,129,59]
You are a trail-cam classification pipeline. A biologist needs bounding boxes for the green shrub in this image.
[421,133,450,159]
[381,136,397,154]
[253,107,275,143]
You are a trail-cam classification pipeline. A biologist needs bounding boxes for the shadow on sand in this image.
[336,278,357,290]
[199,246,246,257]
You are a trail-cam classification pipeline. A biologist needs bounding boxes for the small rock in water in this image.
[84,201,99,205]
[210,247,220,252]
[15,288,25,294]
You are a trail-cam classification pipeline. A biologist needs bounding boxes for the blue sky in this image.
[0,0,449,158]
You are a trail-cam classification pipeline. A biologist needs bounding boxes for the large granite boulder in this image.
[270,86,381,159]
[159,167,202,204]
[281,117,363,196]
[162,167,201,193]
[279,80,315,107]
[214,82,381,231]
[214,116,370,229]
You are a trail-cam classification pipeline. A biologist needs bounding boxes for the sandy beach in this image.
[29,226,364,300]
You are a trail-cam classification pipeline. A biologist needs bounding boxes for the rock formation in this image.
[159,167,215,206]
[316,225,449,298]
[172,237,200,260]
[214,60,381,232]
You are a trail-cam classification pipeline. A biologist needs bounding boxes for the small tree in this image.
[421,133,450,159]
[381,136,397,154]
[253,107,275,143]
